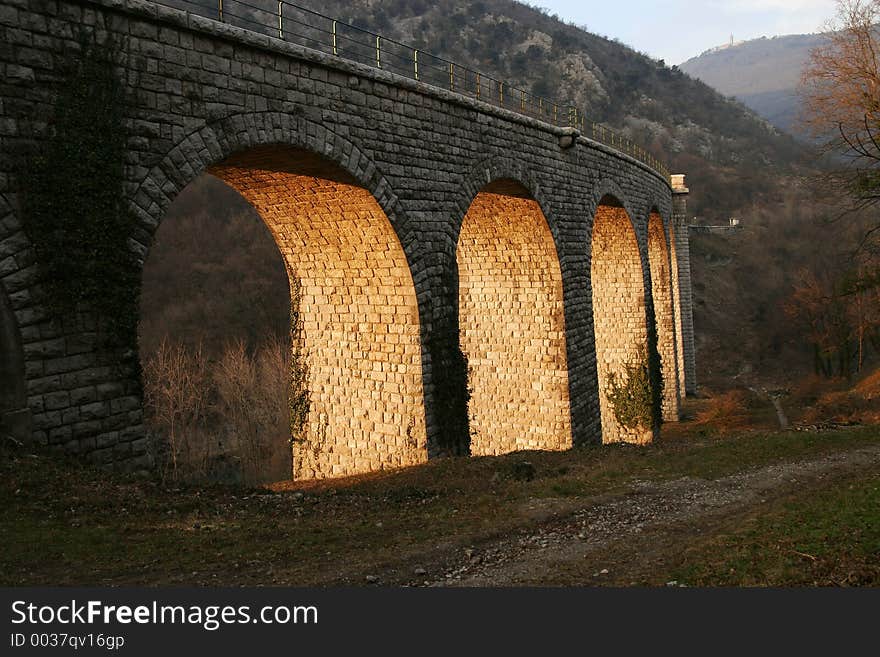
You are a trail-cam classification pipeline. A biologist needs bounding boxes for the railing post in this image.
[332,20,337,55]
[218,0,223,22]
[449,62,454,91]
[499,81,504,104]
[414,49,419,80]
[376,35,381,68]
[553,103,557,124]
[277,0,282,39]
[520,89,525,111]
[476,73,481,98]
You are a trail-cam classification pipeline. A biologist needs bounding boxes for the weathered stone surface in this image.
[0,0,694,476]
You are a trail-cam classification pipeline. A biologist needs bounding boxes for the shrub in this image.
[141,339,212,481]
[605,346,660,431]
[143,337,293,485]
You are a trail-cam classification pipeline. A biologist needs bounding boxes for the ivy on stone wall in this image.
[287,276,311,449]
[20,31,139,347]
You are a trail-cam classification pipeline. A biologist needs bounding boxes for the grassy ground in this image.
[2,417,879,586]
[548,463,880,587]
[672,469,880,586]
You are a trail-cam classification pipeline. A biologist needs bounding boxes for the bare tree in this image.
[802,0,880,218]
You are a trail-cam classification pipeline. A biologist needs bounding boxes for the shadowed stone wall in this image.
[671,179,697,396]
[669,224,689,398]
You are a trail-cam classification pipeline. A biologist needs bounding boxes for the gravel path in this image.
[412,443,880,586]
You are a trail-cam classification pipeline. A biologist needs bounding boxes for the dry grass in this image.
[691,388,765,430]
[797,368,880,426]
[142,337,291,485]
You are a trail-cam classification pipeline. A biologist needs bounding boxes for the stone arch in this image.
[589,192,654,444]
[452,156,561,252]
[130,113,421,274]
[133,115,428,480]
[647,208,681,421]
[589,179,642,240]
[456,175,572,455]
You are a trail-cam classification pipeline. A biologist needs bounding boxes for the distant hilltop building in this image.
[700,35,747,56]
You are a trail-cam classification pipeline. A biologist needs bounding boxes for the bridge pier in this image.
[671,175,697,397]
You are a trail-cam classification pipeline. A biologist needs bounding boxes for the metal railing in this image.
[155,0,669,178]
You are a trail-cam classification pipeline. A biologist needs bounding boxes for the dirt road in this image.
[360,443,880,586]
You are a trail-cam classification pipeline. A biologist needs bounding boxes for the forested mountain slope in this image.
[681,34,826,139]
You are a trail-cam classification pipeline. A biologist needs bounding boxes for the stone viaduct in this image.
[0,0,697,479]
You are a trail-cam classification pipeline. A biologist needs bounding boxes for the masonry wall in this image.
[0,278,29,441]
[457,185,571,455]
[648,212,680,421]
[0,0,679,474]
[590,204,653,444]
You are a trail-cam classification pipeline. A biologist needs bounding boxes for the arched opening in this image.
[140,174,292,484]
[457,180,572,455]
[648,211,681,421]
[590,197,654,444]
[0,283,29,443]
[140,146,426,482]
[669,224,687,395]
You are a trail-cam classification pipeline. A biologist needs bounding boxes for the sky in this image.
[534,0,838,65]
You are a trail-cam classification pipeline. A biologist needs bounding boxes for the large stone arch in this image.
[588,179,642,241]
[455,165,572,455]
[451,156,562,252]
[132,114,429,479]
[589,188,654,445]
[130,112,422,273]
[646,208,681,421]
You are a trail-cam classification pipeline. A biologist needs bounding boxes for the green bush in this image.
[605,345,661,430]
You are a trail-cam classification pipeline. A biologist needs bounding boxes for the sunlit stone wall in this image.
[591,204,653,445]
[457,184,572,455]
[213,148,427,479]
[648,212,680,421]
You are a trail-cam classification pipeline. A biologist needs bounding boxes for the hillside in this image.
[680,34,827,139]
